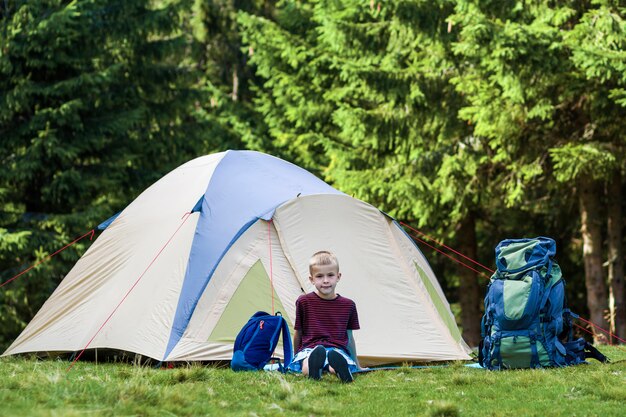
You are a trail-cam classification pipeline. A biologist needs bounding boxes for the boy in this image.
[288,251,361,382]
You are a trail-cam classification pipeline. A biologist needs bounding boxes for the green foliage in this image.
[566,5,626,85]
[555,4,626,180]
[0,350,624,416]
[190,0,276,153]
[451,1,571,206]
[239,0,477,229]
[550,142,618,182]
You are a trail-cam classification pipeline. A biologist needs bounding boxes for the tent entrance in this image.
[208,259,289,343]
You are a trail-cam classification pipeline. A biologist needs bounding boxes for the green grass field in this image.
[1,347,624,417]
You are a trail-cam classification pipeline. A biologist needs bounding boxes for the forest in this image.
[1,0,625,350]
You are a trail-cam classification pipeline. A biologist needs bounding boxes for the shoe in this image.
[328,350,354,383]
[307,345,326,380]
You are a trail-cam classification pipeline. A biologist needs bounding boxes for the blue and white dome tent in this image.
[3,151,471,366]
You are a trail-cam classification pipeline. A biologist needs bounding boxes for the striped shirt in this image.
[294,292,360,351]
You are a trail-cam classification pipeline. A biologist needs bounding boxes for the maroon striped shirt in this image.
[294,292,360,351]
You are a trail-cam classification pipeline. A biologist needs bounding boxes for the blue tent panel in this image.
[97,212,121,231]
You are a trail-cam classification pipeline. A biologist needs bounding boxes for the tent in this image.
[3,150,471,366]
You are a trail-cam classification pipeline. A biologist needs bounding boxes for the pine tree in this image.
[452,1,626,342]
[557,3,626,341]
[0,0,209,348]
[190,0,276,152]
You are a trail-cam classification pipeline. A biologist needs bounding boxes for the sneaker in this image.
[328,350,354,383]
[307,345,326,380]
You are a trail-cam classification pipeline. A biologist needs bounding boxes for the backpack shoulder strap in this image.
[280,316,293,370]
[584,342,609,363]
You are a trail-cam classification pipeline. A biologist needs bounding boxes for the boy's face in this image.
[309,262,341,300]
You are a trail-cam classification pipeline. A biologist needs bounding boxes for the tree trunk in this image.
[607,170,625,343]
[579,177,609,343]
[231,67,239,101]
[456,214,483,347]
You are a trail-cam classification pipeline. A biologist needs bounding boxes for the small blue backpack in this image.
[231,311,293,372]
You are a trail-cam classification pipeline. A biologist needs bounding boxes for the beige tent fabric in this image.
[3,154,224,359]
[271,194,471,364]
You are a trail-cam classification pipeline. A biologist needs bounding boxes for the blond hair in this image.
[309,250,339,274]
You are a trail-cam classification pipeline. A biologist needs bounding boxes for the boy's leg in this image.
[305,345,327,380]
[327,350,354,383]
[286,348,310,373]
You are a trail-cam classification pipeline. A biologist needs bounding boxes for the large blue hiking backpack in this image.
[480,237,571,369]
[231,311,293,372]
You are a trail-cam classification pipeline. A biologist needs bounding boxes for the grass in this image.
[0,347,624,416]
